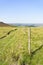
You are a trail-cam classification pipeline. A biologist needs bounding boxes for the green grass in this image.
[0,27,15,37]
[0,26,30,65]
[0,26,43,65]
[31,27,43,65]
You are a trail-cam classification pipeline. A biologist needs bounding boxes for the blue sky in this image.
[0,0,43,23]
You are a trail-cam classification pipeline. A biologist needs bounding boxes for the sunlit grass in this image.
[0,26,30,65]
[0,26,43,65]
[31,27,43,65]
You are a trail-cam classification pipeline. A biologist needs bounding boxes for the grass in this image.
[0,26,30,65]
[0,26,43,65]
[0,27,15,38]
[31,27,43,65]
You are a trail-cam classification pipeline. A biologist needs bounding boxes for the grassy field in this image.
[0,26,43,65]
[31,27,43,65]
[0,26,30,65]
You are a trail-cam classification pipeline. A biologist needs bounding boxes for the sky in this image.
[0,0,43,24]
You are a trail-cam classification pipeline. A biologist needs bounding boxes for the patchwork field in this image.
[0,26,43,65]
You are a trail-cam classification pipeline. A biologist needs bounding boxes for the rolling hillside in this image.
[0,22,10,27]
[0,24,43,65]
[0,26,30,65]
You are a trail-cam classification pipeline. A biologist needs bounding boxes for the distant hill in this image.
[0,22,43,27]
[9,23,35,27]
[0,22,10,27]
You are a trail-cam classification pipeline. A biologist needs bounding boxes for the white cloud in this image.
[0,18,43,24]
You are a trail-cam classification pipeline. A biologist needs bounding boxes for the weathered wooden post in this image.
[28,27,31,55]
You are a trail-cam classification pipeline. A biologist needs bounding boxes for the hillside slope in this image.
[0,22,10,27]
